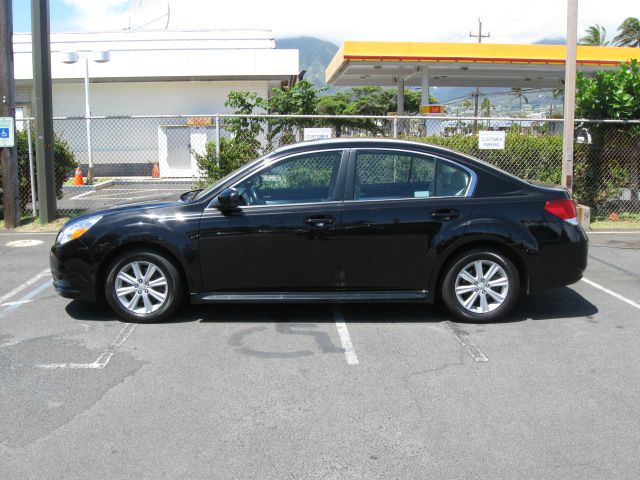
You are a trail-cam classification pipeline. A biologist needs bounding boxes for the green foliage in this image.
[613,17,640,47]
[194,137,255,186]
[417,133,564,185]
[0,129,77,210]
[575,61,640,213]
[579,24,609,46]
[576,60,640,120]
[317,86,437,137]
[265,80,320,147]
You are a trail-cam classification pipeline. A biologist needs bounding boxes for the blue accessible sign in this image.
[0,117,15,147]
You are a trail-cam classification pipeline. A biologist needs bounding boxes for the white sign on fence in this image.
[0,117,15,148]
[304,127,332,141]
[478,130,505,150]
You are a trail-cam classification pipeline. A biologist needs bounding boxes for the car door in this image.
[198,149,347,292]
[339,148,476,291]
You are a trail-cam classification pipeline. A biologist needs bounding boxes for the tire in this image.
[105,249,184,323]
[441,249,520,322]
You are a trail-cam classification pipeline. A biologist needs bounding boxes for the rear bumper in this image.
[527,224,588,293]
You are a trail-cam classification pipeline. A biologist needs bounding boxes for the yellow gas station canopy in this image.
[326,41,638,88]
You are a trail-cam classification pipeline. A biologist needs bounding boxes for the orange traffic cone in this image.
[152,161,160,178]
[73,167,84,186]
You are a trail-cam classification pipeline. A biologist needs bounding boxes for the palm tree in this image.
[613,17,640,47]
[481,98,492,117]
[579,24,609,46]
[510,88,529,114]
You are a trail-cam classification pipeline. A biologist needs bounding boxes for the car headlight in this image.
[56,215,103,245]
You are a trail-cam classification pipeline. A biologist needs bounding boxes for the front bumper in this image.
[50,242,98,302]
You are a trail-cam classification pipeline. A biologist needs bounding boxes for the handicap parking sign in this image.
[0,117,15,147]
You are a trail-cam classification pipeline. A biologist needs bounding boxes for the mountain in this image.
[534,37,567,45]
[276,36,339,89]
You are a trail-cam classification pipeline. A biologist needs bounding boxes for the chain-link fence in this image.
[1,114,639,223]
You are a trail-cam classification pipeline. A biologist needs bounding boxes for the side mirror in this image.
[217,187,241,210]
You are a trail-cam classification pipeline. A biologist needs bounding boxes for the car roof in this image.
[272,138,444,154]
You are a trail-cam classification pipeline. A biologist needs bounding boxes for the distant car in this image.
[50,139,588,323]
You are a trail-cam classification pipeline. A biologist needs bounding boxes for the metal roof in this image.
[326,41,639,88]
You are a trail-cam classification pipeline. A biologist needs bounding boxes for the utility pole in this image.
[562,0,578,193]
[31,0,56,222]
[1,0,20,228]
[470,18,490,133]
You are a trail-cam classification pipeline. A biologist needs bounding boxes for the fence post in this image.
[26,117,37,216]
[393,117,398,139]
[215,115,220,168]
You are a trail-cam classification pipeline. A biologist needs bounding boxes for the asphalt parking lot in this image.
[59,180,193,211]
[1,230,640,479]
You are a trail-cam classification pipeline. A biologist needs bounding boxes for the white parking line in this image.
[69,190,95,200]
[444,321,489,362]
[0,279,53,321]
[582,277,640,311]
[37,323,138,369]
[332,305,359,365]
[0,268,51,306]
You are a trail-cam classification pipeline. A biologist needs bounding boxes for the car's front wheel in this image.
[441,249,519,322]
[105,249,184,323]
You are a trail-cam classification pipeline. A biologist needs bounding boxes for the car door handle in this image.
[430,209,460,220]
[304,215,335,227]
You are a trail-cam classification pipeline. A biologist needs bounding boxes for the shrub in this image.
[0,129,77,211]
[416,133,564,185]
[194,135,259,187]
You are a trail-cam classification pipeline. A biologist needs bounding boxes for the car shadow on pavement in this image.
[64,286,598,325]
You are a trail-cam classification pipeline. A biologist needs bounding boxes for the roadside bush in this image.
[0,129,77,211]
[194,135,259,187]
[416,133,564,185]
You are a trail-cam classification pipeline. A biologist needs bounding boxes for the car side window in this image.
[435,161,471,197]
[236,151,342,206]
[355,152,435,200]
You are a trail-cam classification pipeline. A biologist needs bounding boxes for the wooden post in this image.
[1,0,20,228]
[31,0,56,223]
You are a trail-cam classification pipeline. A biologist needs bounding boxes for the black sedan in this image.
[50,139,588,323]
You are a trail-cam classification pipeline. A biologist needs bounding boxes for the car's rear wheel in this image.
[105,249,184,323]
[441,249,519,322]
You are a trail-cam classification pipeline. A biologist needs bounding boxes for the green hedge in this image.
[0,129,77,211]
[415,133,564,185]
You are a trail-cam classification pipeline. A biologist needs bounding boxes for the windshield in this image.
[192,152,273,201]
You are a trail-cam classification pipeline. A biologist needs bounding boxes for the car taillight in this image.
[544,199,578,224]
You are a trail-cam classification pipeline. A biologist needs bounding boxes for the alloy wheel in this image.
[454,259,509,314]
[114,260,168,315]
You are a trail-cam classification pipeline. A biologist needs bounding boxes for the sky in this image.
[11,0,639,46]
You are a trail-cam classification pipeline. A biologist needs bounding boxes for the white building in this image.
[13,29,299,176]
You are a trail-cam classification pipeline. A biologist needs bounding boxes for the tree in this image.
[576,60,640,119]
[613,17,640,47]
[264,80,321,146]
[510,88,529,114]
[579,24,609,46]
[575,59,640,209]
[480,97,493,116]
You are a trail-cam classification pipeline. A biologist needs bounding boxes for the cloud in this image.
[60,0,130,31]
[57,0,631,47]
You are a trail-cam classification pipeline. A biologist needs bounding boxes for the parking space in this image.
[1,231,640,478]
[59,181,193,211]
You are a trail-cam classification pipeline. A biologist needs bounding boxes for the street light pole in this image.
[562,0,578,193]
[83,56,94,184]
[63,50,109,185]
